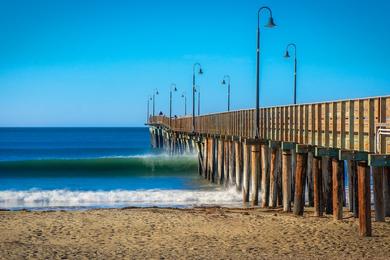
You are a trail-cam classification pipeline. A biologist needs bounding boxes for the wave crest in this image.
[0,155,198,176]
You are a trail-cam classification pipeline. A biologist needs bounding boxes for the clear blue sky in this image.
[0,0,389,127]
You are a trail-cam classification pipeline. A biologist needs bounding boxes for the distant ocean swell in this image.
[0,188,242,209]
[0,155,198,176]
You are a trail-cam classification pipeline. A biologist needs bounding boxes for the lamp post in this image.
[255,6,276,138]
[146,95,152,123]
[181,92,187,115]
[284,43,297,104]
[195,85,201,116]
[152,88,159,116]
[221,75,231,111]
[169,83,177,127]
[192,63,203,132]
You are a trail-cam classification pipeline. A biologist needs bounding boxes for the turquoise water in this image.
[0,127,240,210]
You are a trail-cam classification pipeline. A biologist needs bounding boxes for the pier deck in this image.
[148,95,390,237]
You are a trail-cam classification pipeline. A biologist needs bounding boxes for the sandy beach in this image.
[0,207,389,259]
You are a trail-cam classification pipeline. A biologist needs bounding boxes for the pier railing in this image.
[150,95,390,154]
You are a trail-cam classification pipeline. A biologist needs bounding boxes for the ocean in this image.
[0,127,241,210]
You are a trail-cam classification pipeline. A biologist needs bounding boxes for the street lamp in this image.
[152,88,159,116]
[255,6,276,138]
[192,63,203,132]
[181,92,187,115]
[146,95,152,123]
[221,75,231,111]
[284,43,297,104]
[169,83,178,127]
[195,85,201,116]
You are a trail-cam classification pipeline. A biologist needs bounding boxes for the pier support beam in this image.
[307,152,314,207]
[208,137,215,182]
[203,138,208,179]
[229,140,235,186]
[261,144,270,208]
[291,149,296,203]
[234,141,243,191]
[250,144,260,206]
[347,160,359,217]
[197,141,204,176]
[293,152,307,216]
[384,167,390,217]
[358,161,372,237]
[217,139,224,185]
[277,148,283,207]
[223,140,230,186]
[242,143,250,203]
[282,150,292,212]
[372,166,385,222]
[313,156,323,217]
[269,147,278,208]
[332,158,344,220]
[322,157,333,215]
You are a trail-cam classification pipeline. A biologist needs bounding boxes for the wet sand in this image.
[0,207,389,259]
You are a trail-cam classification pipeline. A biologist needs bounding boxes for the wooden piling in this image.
[261,144,270,208]
[277,148,283,207]
[291,148,296,203]
[384,167,390,217]
[229,141,235,186]
[197,141,204,176]
[348,160,359,217]
[251,145,260,206]
[358,161,371,237]
[234,141,243,191]
[269,148,278,208]
[332,158,344,220]
[307,152,314,207]
[224,140,230,186]
[347,160,355,213]
[293,152,307,216]
[208,137,215,182]
[313,156,323,217]
[372,166,385,222]
[322,157,333,214]
[242,143,250,203]
[203,138,208,179]
[282,150,292,212]
[217,139,224,185]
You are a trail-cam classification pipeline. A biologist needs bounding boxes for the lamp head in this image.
[284,50,290,58]
[181,94,184,98]
[198,68,203,75]
[174,87,177,92]
[156,90,159,95]
[265,16,276,28]
[221,79,226,85]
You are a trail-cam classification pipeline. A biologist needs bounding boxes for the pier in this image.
[148,95,390,237]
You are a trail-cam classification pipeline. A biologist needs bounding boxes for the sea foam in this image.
[0,187,242,209]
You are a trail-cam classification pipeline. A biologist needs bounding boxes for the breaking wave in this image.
[0,187,242,209]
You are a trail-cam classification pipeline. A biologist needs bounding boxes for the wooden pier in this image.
[148,95,390,237]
